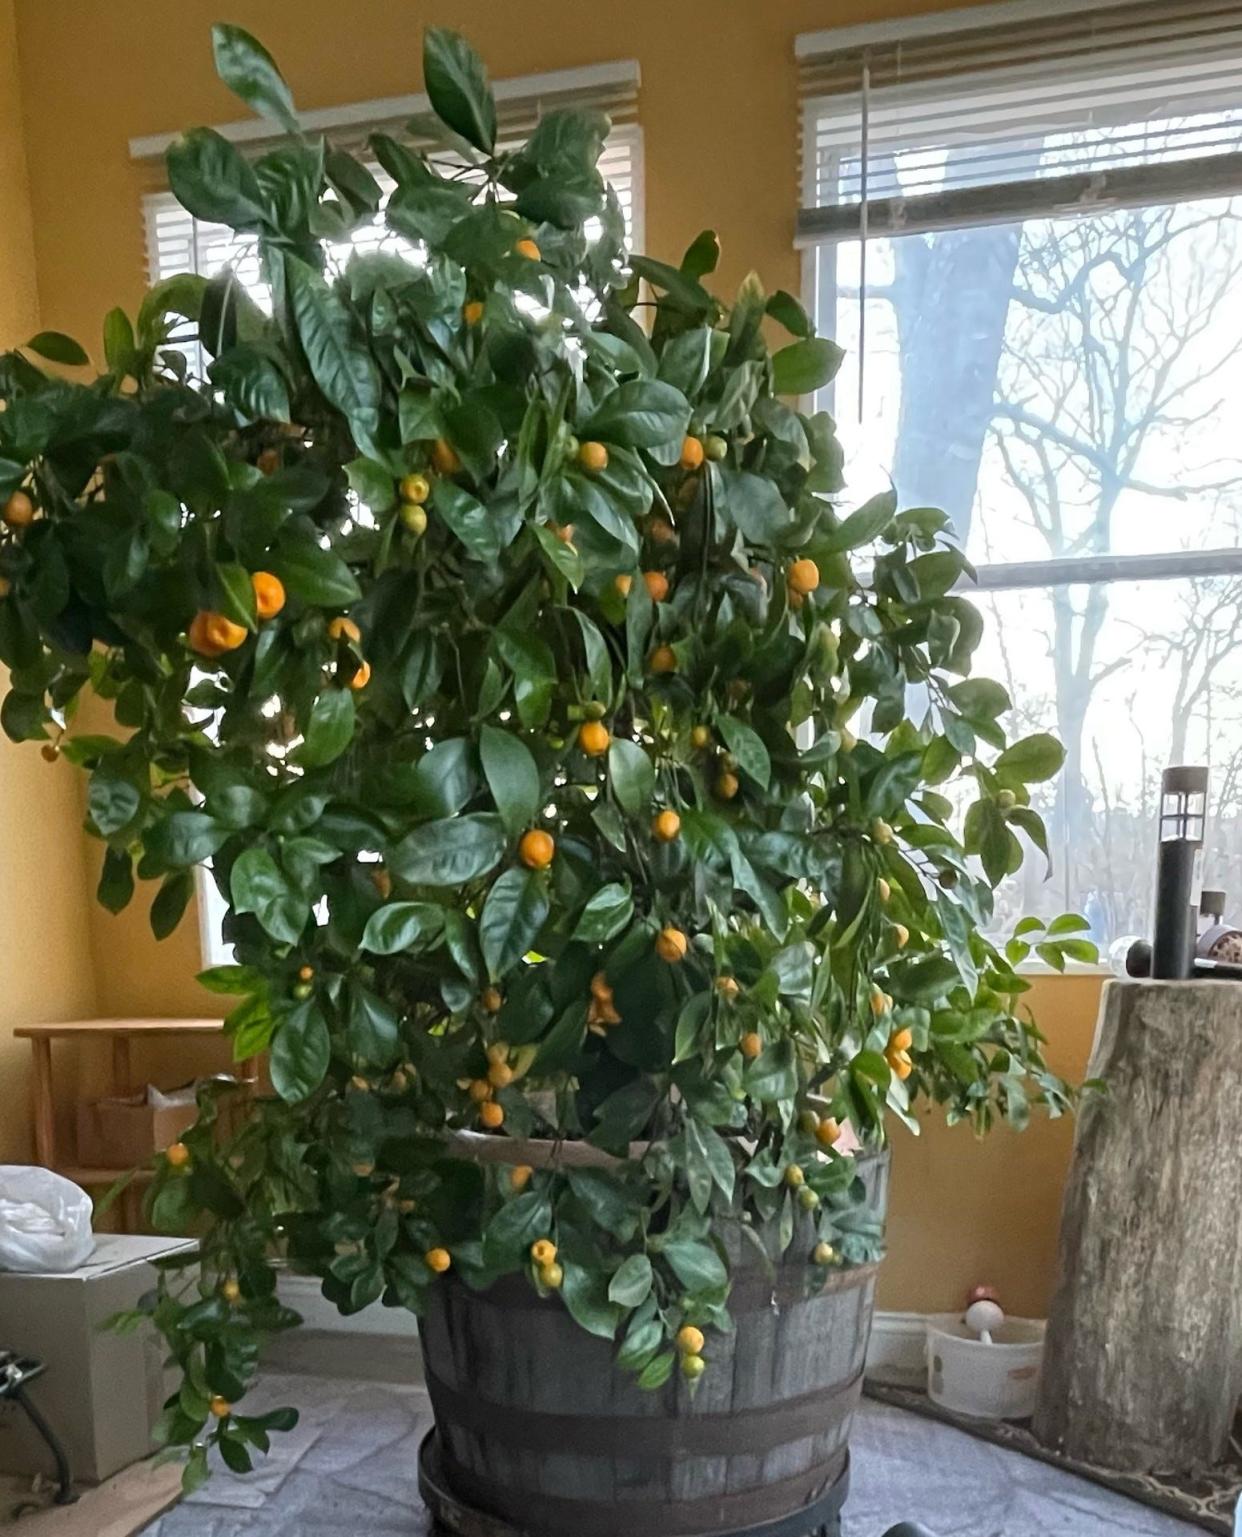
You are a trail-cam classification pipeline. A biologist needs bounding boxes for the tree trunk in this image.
[1034,980,1242,1472]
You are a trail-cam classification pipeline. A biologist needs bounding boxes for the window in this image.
[798,0,1242,952]
[134,62,644,967]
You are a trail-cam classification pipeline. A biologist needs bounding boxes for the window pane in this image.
[817,194,1242,565]
[972,576,1242,948]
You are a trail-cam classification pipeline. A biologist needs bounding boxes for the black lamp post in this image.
[1151,766,1208,980]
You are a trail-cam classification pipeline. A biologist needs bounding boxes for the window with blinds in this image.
[798,0,1242,956]
[139,60,644,329]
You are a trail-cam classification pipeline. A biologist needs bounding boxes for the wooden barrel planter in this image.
[418,1150,889,1537]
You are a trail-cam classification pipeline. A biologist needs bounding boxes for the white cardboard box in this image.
[0,1233,197,1484]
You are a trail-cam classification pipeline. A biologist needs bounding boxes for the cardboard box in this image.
[0,1234,197,1484]
[76,1094,199,1168]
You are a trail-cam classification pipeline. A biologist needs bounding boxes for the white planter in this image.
[926,1313,1045,1420]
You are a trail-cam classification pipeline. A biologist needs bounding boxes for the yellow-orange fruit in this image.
[815,1117,842,1148]
[788,559,820,596]
[614,573,633,597]
[715,771,740,801]
[531,1239,557,1266]
[425,1247,452,1273]
[643,570,670,603]
[348,660,372,690]
[2,490,35,528]
[648,645,677,674]
[482,987,503,1013]
[515,238,541,261]
[578,441,609,474]
[399,473,431,504]
[327,616,361,644]
[652,809,681,842]
[519,829,555,869]
[251,571,285,620]
[578,720,610,757]
[740,1031,763,1059]
[479,1100,505,1129]
[676,1325,705,1355]
[166,1141,191,1168]
[656,926,689,963]
[432,438,461,475]
[463,300,485,326]
[679,436,705,471]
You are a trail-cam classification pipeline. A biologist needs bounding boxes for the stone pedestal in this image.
[1034,980,1242,1472]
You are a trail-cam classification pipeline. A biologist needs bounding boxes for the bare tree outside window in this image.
[816,122,1242,951]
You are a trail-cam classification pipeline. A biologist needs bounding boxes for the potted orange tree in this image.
[0,24,1090,1535]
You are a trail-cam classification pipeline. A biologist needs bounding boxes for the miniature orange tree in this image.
[0,25,1090,1485]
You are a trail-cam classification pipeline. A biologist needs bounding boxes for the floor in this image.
[138,1336,1204,1537]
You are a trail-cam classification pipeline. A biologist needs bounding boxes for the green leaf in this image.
[423,27,496,153]
[680,229,720,278]
[571,883,633,944]
[294,688,356,768]
[716,467,791,543]
[360,902,445,955]
[821,491,896,552]
[995,733,1066,784]
[744,1039,797,1103]
[210,346,291,423]
[580,380,691,449]
[1047,912,1090,936]
[166,127,267,230]
[88,774,141,837]
[608,1253,653,1307]
[479,725,541,836]
[482,1189,553,1269]
[479,866,549,980]
[212,24,299,135]
[433,480,509,564]
[607,738,654,817]
[771,337,844,395]
[270,1000,331,1102]
[561,1261,622,1340]
[97,848,135,914]
[765,290,811,338]
[390,814,507,888]
[214,561,258,631]
[271,528,361,606]
[345,985,400,1066]
[230,848,309,944]
[532,523,584,590]
[285,255,381,454]
[948,678,1011,721]
[717,717,771,790]
[197,964,267,995]
[145,811,228,868]
[25,331,88,366]
[637,1350,675,1390]
[151,871,194,940]
[660,1237,727,1293]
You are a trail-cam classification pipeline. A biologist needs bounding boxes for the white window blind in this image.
[140,59,644,299]
[797,0,1242,243]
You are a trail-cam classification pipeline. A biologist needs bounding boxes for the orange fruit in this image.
[351,1161,375,1177]
[519,829,555,869]
[590,971,614,1001]
[655,926,688,963]
[468,1078,493,1103]
[256,447,281,475]
[550,521,576,544]
[531,1239,557,1266]
[372,868,393,900]
[463,300,485,326]
[872,818,894,845]
[432,438,461,475]
[509,1165,533,1192]
[166,1141,191,1168]
[649,516,677,544]
[649,645,677,674]
[482,987,503,1014]
[327,616,361,644]
[643,570,669,603]
[815,1117,841,1148]
[578,720,610,757]
[676,1325,705,1355]
[892,923,910,949]
[788,559,820,596]
[869,985,888,1017]
[2,490,35,528]
[888,1050,913,1081]
[715,771,740,801]
[480,1100,505,1129]
[889,1027,914,1053]
[348,660,372,690]
[488,1061,514,1089]
[690,725,711,750]
[652,809,681,843]
[679,436,705,471]
[540,1261,564,1290]
[298,965,315,982]
[425,1247,452,1273]
[614,573,633,597]
[514,238,541,261]
[578,441,609,474]
[715,975,740,1000]
[877,877,891,904]
[740,1031,763,1059]
[399,473,431,504]
[205,613,247,652]
[221,1278,242,1304]
[251,571,285,620]
[187,612,222,657]
[0,577,11,598]
[486,1041,510,1065]
[209,1395,232,1418]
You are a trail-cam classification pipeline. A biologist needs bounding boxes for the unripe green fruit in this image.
[798,1186,820,1211]
[703,434,728,461]
[292,982,313,1001]
[400,502,428,536]
[997,789,1017,811]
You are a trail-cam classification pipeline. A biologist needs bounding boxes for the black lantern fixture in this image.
[1151,766,1208,980]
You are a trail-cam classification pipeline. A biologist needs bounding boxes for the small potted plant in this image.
[0,24,1090,1533]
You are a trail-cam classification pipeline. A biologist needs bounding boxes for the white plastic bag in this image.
[0,1165,95,1273]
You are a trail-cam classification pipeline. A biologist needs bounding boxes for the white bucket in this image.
[926,1313,1045,1420]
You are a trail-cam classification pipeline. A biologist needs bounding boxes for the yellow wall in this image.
[0,0,99,1163]
[4,0,1105,1311]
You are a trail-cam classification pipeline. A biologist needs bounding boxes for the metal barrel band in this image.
[424,1365,862,1460]
[419,1429,849,1537]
